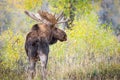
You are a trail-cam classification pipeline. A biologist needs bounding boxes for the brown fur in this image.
[38,10,57,24]
[25,23,67,80]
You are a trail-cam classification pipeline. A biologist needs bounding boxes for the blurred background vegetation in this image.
[0,0,120,80]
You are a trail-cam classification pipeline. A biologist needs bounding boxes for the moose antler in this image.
[24,10,52,25]
[56,11,64,21]
[56,14,69,24]
[24,10,69,25]
[38,10,57,24]
[54,11,69,24]
[24,11,41,22]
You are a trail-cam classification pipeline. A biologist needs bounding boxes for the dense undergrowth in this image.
[0,12,120,80]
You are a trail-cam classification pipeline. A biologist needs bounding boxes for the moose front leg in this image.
[39,54,48,80]
[28,58,36,80]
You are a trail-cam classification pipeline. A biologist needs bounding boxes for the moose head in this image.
[24,10,69,80]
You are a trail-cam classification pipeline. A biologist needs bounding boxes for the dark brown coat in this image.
[25,23,67,60]
[24,10,68,80]
[25,23,67,80]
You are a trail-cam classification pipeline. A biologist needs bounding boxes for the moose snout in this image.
[64,36,67,41]
[60,36,67,42]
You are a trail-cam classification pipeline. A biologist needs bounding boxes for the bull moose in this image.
[24,10,69,80]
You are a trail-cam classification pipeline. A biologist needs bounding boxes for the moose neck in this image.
[31,23,54,43]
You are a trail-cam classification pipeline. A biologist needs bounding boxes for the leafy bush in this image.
[0,29,26,69]
[0,29,26,80]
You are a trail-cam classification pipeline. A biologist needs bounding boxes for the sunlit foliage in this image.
[0,0,120,80]
[48,12,120,80]
[0,29,25,69]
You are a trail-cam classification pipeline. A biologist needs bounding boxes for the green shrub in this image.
[0,29,26,69]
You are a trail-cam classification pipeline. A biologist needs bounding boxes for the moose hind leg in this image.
[28,59,36,80]
[39,54,48,80]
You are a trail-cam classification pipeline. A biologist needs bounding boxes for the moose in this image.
[24,10,69,80]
